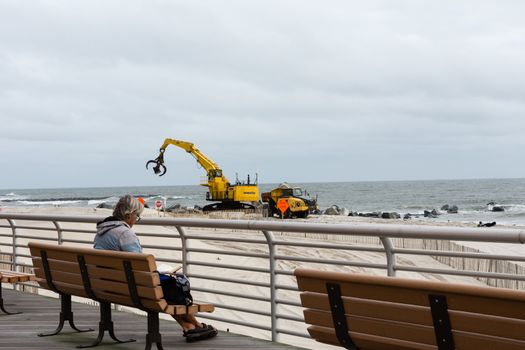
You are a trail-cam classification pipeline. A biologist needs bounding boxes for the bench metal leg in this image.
[145,312,164,350]
[77,301,135,348]
[0,283,22,315]
[38,294,94,336]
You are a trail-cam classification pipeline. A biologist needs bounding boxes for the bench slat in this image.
[304,309,436,345]
[32,259,80,276]
[308,325,435,350]
[301,292,432,326]
[165,303,215,315]
[34,277,168,312]
[87,266,160,287]
[33,262,160,287]
[29,243,157,272]
[0,270,35,283]
[33,269,164,301]
[89,278,163,300]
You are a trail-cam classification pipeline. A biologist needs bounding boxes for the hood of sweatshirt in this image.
[96,216,130,236]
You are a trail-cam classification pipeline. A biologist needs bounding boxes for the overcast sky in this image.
[1,1,524,189]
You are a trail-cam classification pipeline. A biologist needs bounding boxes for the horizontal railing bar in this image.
[12,235,58,241]
[57,228,95,234]
[276,298,302,307]
[394,247,525,262]
[274,255,387,269]
[154,258,182,265]
[60,239,92,245]
[397,266,525,281]
[197,314,272,332]
[275,313,304,323]
[187,248,269,259]
[276,328,310,338]
[274,240,385,252]
[183,235,267,244]
[141,244,182,251]
[275,269,295,276]
[193,287,271,303]
[135,232,181,239]
[275,284,298,292]
[3,225,58,231]
[188,260,270,274]
[212,302,272,317]
[189,273,271,288]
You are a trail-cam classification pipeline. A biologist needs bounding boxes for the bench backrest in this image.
[295,268,525,350]
[29,242,167,312]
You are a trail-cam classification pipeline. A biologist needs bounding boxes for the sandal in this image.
[185,325,218,342]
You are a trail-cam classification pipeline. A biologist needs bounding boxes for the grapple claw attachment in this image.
[146,149,167,176]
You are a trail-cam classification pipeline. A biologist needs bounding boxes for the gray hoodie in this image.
[93,216,142,253]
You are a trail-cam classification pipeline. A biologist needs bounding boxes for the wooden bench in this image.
[295,268,525,350]
[28,242,214,349]
[0,269,35,315]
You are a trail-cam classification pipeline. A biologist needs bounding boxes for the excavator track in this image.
[202,202,256,213]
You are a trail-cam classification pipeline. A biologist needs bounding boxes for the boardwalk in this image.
[0,289,306,349]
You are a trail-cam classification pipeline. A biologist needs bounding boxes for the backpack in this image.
[159,273,193,306]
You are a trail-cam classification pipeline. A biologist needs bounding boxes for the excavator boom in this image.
[146,138,260,211]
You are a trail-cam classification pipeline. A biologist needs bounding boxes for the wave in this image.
[17,200,83,206]
[0,193,29,201]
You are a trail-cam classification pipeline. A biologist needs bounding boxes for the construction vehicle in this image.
[146,138,259,212]
[262,182,318,219]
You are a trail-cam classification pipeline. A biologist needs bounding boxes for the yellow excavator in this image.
[146,138,259,212]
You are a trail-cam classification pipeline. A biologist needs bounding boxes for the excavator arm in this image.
[146,138,226,181]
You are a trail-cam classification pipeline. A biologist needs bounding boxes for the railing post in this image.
[7,219,17,271]
[175,226,189,275]
[380,237,396,276]
[53,221,63,245]
[262,230,278,342]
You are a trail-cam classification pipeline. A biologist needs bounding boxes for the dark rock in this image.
[478,221,496,227]
[358,212,381,218]
[492,206,504,212]
[441,204,449,211]
[166,203,182,211]
[403,213,412,220]
[424,210,438,218]
[324,204,348,216]
[381,212,400,219]
[324,205,341,215]
[96,202,114,209]
[447,205,458,214]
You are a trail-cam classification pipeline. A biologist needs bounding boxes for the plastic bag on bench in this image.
[159,273,193,306]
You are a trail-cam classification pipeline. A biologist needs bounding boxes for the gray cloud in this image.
[1,1,524,189]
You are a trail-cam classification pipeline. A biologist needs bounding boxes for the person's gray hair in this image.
[113,194,144,221]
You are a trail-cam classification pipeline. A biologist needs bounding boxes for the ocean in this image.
[1,178,525,225]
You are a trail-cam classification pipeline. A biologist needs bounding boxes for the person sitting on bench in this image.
[93,194,217,342]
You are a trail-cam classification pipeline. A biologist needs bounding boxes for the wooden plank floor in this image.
[0,288,306,349]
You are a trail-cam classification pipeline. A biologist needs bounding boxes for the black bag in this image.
[159,273,193,306]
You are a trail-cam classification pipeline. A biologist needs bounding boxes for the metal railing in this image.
[1,212,525,348]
